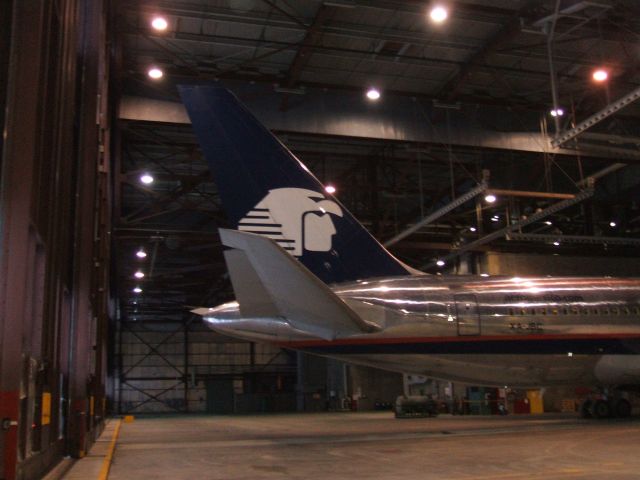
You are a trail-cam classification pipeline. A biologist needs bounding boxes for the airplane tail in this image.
[179,85,417,284]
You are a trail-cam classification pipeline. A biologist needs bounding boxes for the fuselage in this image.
[202,275,640,387]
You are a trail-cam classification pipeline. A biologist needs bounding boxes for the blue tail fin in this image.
[179,85,414,284]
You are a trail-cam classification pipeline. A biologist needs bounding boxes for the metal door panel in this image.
[454,294,480,335]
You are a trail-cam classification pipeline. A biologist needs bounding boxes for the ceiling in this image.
[113,0,640,323]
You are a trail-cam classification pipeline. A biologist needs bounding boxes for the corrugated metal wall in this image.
[0,1,112,478]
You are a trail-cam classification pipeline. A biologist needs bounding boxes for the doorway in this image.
[454,294,480,335]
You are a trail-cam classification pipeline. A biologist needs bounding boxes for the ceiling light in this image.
[609,221,617,227]
[491,216,499,222]
[553,241,560,246]
[550,108,564,117]
[366,87,381,101]
[140,173,154,184]
[133,286,143,293]
[469,226,477,232]
[436,260,445,267]
[151,16,168,31]
[134,271,145,279]
[148,67,164,79]
[544,220,552,226]
[136,249,147,259]
[429,5,448,23]
[592,69,608,82]
[325,185,336,194]
[480,273,489,277]
[484,194,497,203]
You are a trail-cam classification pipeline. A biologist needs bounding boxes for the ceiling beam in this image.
[119,93,640,160]
[438,2,538,102]
[279,4,335,111]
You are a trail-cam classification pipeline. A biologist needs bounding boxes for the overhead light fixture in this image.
[366,87,381,101]
[592,69,608,82]
[151,16,168,31]
[140,173,154,184]
[469,226,477,232]
[484,194,497,203]
[609,221,617,227]
[436,260,445,267]
[480,273,489,277]
[544,220,552,226]
[550,108,564,117]
[491,216,499,222]
[148,67,164,79]
[136,249,147,259]
[133,286,143,293]
[134,271,145,279]
[325,185,336,194]
[429,5,448,23]
[553,241,560,246]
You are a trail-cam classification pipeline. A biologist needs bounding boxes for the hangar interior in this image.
[2,0,640,478]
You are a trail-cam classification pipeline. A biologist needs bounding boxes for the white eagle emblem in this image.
[238,188,343,256]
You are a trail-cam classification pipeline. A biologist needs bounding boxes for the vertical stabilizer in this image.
[179,85,415,284]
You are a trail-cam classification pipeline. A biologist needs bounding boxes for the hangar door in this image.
[206,378,235,414]
[454,294,480,336]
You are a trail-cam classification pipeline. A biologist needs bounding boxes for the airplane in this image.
[179,85,640,419]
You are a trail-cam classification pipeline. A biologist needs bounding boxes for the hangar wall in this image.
[0,1,112,478]
[115,323,296,414]
[481,251,640,277]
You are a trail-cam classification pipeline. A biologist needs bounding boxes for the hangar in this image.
[2,1,640,478]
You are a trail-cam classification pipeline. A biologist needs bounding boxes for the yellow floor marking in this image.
[98,419,122,480]
[470,469,588,480]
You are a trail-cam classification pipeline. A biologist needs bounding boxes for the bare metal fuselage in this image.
[202,275,640,387]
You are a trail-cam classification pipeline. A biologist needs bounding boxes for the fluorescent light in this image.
[148,67,163,79]
[480,273,489,277]
[325,185,336,194]
[151,16,168,31]
[136,249,147,259]
[429,5,448,23]
[366,87,380,101]
[484,194,496,203]
[592,69,608,82]
[436,260,445,266]
[134,271,145,279]
[133,287,142,293]
[140,173,154,184]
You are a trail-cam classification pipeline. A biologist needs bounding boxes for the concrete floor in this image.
[108,412,640,479]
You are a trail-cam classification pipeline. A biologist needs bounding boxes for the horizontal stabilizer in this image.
[219,228,378,340]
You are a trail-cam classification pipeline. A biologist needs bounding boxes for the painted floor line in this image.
[98,419,122,480]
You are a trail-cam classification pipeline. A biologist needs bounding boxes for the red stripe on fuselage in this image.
[278,333,640,349]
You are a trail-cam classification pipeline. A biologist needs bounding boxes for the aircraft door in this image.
[454,294,480,335]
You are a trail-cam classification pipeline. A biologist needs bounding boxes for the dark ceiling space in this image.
[113,0,640,323]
